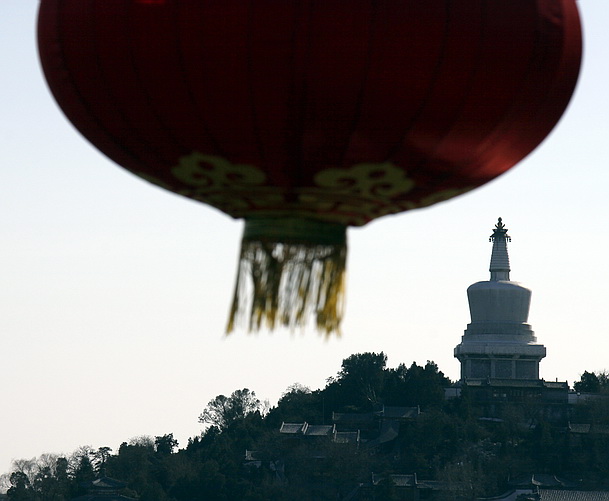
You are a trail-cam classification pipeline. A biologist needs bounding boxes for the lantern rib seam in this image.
[173,3,227,159]
[287,0,314,191]
[339,1,379,169]
[459,0,568,179]
[388,0,453,162]
[245,0,268,175]
[122,2,188,166]
[395,1,487,190]
[50,1,146,172]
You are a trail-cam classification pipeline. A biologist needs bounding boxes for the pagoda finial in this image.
[489,217,511,243]
[489,217,511,281]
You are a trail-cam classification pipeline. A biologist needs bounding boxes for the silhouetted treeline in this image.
[2,354,609,500]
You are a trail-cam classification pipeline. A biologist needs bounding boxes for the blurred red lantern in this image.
[38,0,581,335]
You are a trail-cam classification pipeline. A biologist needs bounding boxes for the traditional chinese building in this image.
[453,218,568,420]
[70,475,136,501]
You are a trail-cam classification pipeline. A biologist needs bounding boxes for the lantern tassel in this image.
[227,218,347,336]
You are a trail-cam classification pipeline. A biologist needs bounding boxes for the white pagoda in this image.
[454,218,546,382]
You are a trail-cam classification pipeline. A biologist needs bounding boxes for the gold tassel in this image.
[227,218,347,336]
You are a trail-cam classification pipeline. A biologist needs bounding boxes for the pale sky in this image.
[1,1,608,475]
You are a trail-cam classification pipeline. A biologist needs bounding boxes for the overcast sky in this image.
[1,1,608,475]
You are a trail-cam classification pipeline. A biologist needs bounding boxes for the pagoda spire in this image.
[489,217,511,281]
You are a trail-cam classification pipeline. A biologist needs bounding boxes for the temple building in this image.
[455,218,546,380]
[453,218,568,420]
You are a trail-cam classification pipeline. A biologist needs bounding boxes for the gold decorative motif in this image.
[134,152,474,226]
[172,152,266,189]
[314,162,415,201]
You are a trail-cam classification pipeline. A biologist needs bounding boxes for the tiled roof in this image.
[544,382,569,389]
[569,423,591,434]
[489,379,545,388]
[376,406,420,419]
[464,379,568,389]
[532,475,570,487]
[89,477,127,490]
[569,423,609,435]
[334,430,360,444]
[244,450,267,461]
[279,422,306,434]
[371,473,416,487]
[509,474,577,489]
[303,424,335,436]
[366,420,400,447]
[416,480,453,491]
[279,422,335,436]
[540,490,609,501]
[71,496,136,501]
[332,412,375,423]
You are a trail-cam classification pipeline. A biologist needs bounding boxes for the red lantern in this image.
[37,0,581,335]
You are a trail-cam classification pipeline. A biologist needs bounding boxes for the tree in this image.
[69,450,96,498]
[574,370,609,394]
[0,473,11,494]
[128,436,155,449]
[155,434,179,455]
[338,352,387,402]
[383,360,451,409]
[326,352,388,411]
[106,441,153,496]
[600,371,609,392]
[10,459,37,485]
[32,466,61,501]
[7,471,36,501]
[5,455,70,501]
[199,388,261,431]
[53,457,70,501]
[266,384,325,425]
[93,447,112,474]
[575,371,601,393]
